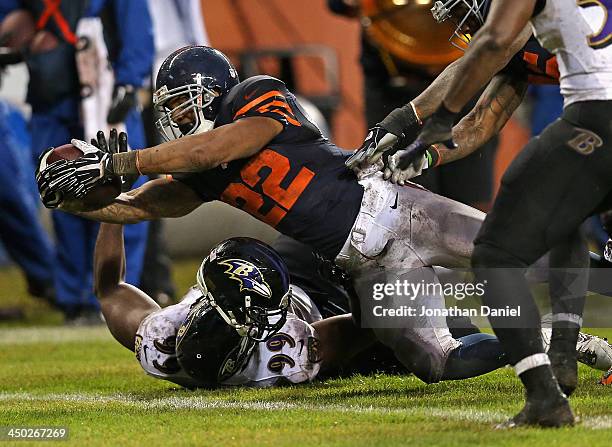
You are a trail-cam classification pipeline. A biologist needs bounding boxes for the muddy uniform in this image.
[173,74,501,383]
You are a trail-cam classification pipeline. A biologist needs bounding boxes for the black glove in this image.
[107,84,137,124]
[91,128,137,192]
[345,103,421,170]
[395,103,457,171]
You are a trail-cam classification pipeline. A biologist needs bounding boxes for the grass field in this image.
[1,261,611,446]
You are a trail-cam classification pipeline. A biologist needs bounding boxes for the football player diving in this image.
[93,221,611,388]
[36,45,611,393]
[347,0,612,428]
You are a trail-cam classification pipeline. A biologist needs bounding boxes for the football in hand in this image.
[41,143,121,212]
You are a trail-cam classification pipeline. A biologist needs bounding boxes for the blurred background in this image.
[0,0,577,325]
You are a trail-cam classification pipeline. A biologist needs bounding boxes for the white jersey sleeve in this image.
[531,0,612,106]
[135,287,202,388]
[288,284,323,324]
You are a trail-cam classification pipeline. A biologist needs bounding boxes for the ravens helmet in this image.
[431,0,491,49]
[175,298,255,385]
[153,45,240,141]
[195,237,292,342]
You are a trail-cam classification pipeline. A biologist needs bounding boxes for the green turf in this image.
[0,262,611,446]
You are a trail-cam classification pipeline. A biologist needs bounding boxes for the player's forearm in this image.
[94,223,126,297]
[394,52,496,129]
[437,74,528,165]
[111,133,222,175]
[412,58,465,119]
[63,178,202,224]
[92,223,160,351]
[111,117,282,175]
[444,44,512,112]
[72,197,151,224]
[442,24,532,113]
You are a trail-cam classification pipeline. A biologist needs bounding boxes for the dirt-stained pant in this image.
[335,173,485,383]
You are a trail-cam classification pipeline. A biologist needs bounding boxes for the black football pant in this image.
[472,100,612,368]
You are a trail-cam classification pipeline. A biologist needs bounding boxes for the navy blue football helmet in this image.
[195,237,292,342]
[431,0,491,49]
[153,45,240,141]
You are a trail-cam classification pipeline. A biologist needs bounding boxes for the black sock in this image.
[519,364,562,400]
[549,327,580,355]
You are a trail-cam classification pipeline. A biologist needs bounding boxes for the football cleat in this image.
[576,332,612,372]
[600,367,612,385]
[604,238,612,263]
[496,395,574,429]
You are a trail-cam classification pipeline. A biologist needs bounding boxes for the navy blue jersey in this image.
[174,76,364,258]
[503,35,559,84]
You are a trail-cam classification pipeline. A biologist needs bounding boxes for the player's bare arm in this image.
[36,114,283,209]
[442,1,536,113]
[410,57,464,119]
[112,116,283,175]
[414,26,532,120]
[93,222,160,350]
[383,21,534,182]
[383,71,528,185]
[312,314,377,372]
[62,176,203,224]
[437,72,528,166]
[346,25,532,172]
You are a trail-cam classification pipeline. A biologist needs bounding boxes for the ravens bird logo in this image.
[218,258,272,298]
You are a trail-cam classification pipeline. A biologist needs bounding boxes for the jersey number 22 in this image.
[221,149,315,227]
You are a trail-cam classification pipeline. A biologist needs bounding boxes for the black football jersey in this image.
[174,76,364,258]
[503,35,559,84]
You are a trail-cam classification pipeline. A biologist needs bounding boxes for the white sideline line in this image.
[2,392,611,429]
[0,392,502,423]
